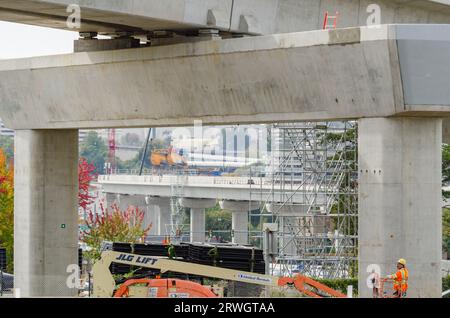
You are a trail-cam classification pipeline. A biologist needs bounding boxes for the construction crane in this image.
[108,128,116,172]
[92,250,347,298]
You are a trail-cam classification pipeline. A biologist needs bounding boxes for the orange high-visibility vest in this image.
[389,268,408,292]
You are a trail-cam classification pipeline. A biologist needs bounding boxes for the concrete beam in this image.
[2,25,450,130]
[358,117,442,298]
[98,175,323,203]
[0,0,234,35]
[14,129,78,297]
[2,0,450,36]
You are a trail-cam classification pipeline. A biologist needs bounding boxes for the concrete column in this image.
[191,208,206,243]
[146,197,171,236]
[358,118,442,298]
[14,130,78,297]
[220,200,258,245]
[158,204,172,236]
[115,194,126,210]
[142,204,158,236]
[104,192,118,209]
[116,194,157,235]
[180,198,216,243]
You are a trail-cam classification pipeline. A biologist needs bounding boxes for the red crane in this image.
[108,128,116,173]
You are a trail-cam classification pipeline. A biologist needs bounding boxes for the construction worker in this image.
[167,243,176,260]
[208,246,219,267]
[386,258,409,298]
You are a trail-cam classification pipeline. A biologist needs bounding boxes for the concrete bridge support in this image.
[117,194,137,211]
[142,205,158,236]
[118,194,158,235]
[181,198,216,243]
[220,200,259,245]
[104,193,119,209]
[146,197,171,236]
[14,130,79,297]
[358,117,442,298]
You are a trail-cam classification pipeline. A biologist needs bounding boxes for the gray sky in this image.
[0,21,77,59]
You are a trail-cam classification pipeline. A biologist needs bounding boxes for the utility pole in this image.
[139,128,152,176]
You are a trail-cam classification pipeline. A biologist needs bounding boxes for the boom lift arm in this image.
[92,251,347,298]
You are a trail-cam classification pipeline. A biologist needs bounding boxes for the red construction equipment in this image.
[93,251,348,298]
[114,278,218,298]
[108,128,116,172]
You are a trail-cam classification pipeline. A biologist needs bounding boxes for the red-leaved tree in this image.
[79,157,97,212]
[81,203,152,260]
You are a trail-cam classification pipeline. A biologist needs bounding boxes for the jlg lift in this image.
[92,251,347,298]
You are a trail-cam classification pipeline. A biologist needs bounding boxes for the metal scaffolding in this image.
[167,171,188,242]
[249,122,358,279]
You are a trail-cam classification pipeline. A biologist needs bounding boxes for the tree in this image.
[444,208,450,258]
[120,132,141,147]
[0,136,13,161]
[117,137,170,171]
[0,148,14,272]
[442,145,450,257]
[78,157,97,212]
[205,205,232,242]
[81,203,152,261]
[443,144,450,199]
[80,131,108,174]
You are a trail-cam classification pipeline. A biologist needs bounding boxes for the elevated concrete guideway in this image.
[2,0,450,36]
[97,174,330,206]
[0,4,447,295]
[2,25,450,130]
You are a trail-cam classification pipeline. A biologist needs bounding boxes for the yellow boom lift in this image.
[92,250,347,298]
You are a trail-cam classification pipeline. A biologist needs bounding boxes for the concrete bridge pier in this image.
[14,130,79,297]
[358,117,442,298]
[220,200,259,245]
[117,194,137,211]
[142,196,158,236]
[146,196,171,236]
[104,193,118,209]
[180,198,216,243]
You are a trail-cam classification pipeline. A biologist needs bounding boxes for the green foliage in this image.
[316,278,358,295]
[443,144,450,198]
[0,136,13,161]
[205,204,232,242]
[120,133,141,147]
[444,208,450,256]
[117,137,170,171]
[80,131,108,174]
[443,276,450,294]
[0,149,14,272]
